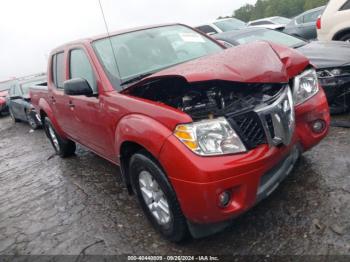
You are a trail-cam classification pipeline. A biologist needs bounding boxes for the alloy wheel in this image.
[48,126,60,151]
[138,170,171,225]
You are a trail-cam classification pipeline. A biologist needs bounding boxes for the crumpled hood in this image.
[127,41,309,91]
[297,41,350,69]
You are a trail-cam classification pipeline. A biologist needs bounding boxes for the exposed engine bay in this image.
[127,77,285,120]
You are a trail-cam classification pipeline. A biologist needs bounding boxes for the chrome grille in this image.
[228,112,266,149]
[227,85,295,149]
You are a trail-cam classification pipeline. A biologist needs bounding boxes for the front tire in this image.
[129,151,188,242]
[44,117,76,158]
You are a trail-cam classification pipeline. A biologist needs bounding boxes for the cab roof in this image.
[51,23,182,54]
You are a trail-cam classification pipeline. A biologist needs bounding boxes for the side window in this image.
[9,87,14,96]
[196,25,218,34]
[69,49,97,93]
[52,52,65,89]
[303,10,321,23]
[295,15,304,24]
[13,86,21,97]
[340,0,350,10]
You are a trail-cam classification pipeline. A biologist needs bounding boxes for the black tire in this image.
[26,110,40,130]
[44,117,76,158]
[339,33,350,42]
[129,151,189,242]
[9,109,20,123]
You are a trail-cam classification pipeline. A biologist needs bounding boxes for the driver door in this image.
[65,47,113,158]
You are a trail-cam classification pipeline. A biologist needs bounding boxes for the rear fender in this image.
[38,98,65,137]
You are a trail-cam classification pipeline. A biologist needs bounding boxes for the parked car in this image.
[0,90,9,116]
[8,76,46,129]
[317,0,350,41]
[31,23,329,242]
[284,6,325,40]
[247,16,291,30]
[214,27,350,114]
[195,18,246,35]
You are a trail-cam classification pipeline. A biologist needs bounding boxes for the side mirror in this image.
[63,78,93,96]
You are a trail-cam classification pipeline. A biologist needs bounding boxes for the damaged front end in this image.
[126,77,297,155]
[121,42,317,156]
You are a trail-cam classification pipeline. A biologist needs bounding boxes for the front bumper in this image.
[158,89,329,224]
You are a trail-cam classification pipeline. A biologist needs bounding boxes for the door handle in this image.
[51,96,56,104]
[68,100,75,109]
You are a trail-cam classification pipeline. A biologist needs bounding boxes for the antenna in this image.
[98,0,122,86]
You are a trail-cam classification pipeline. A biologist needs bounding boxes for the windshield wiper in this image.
[121,73,153,86]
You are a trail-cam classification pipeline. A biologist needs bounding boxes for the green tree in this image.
[232,0,329,22]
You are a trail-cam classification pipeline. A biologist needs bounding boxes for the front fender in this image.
[114,114,173,162]
[39,98,65,137]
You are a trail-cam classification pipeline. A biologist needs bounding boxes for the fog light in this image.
[218,191,231,207]
[312,120,326,133]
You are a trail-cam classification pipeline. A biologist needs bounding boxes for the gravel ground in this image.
[0,114,349,256]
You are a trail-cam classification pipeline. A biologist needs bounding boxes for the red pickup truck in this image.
[31,24,330,241]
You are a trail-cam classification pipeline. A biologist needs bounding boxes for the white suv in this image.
[317,0,350,41]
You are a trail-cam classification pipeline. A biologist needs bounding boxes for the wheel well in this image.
[119,141,166,194]
[333,28,350,40]
[119,141,148,194]
[40,110,47,124]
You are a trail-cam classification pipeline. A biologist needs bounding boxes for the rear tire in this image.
[44,117,76,158]
[129,151,189,242]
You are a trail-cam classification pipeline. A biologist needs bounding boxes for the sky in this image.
[0,0,256,82]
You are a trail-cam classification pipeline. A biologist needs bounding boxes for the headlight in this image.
[293,68,319,105]
[174,118,246,156]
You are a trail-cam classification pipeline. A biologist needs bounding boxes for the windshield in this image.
[213,19,246,32]
[93,25,223,89]
[234,29,306,48]
[270,17,291,24]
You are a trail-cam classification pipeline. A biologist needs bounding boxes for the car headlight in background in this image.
[317,67,350,78]
[293,68,319,105]
[174,118,246,156]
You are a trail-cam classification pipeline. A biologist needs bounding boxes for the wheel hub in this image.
[139,170,171,225]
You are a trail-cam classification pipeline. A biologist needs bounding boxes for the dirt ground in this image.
[0,114,349,256]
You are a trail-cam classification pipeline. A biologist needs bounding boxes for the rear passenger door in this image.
[50,51,74,136]
[66,47,112,157]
